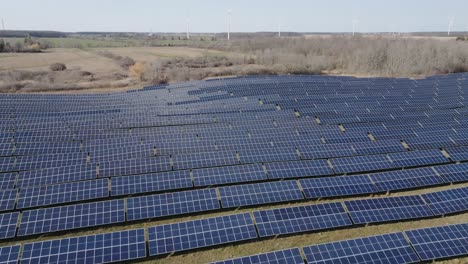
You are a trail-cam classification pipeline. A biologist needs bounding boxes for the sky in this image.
[1,0,468,33]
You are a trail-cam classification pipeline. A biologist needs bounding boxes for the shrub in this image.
[119,56,135,69]
[129,62,146,81]
[50,63,67,71]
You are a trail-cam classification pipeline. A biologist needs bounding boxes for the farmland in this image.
[1,73,468,263]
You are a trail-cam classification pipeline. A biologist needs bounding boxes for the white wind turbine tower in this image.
[278,20,281,38]
[448,17,455,36]
[1,18,5,31]
[227,9,232,41]
[352,18,359,36]
[186,17,190,39]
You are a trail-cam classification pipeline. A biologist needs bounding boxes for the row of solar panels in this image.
[1,172,467,240]
[3,159,468,218]
[2,216,468,264]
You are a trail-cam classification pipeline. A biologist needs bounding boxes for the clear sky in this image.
[2,0,467,33]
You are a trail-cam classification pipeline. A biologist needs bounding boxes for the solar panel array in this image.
[3,73,468,263]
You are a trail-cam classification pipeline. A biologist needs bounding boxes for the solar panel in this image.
[111,170,192,196]
[210,248,304,264]
[17,164,96,188]
[445,146,468,161]
[18,199,125,236]
[405,223,468,261]
[127,188,220,221]
[433,163,468,183]
[172,151,238,170]
[0,245,21,264]
[422,186,468,216]
[303,232,420,264]
[352,140,406,155]
[344,195,433,224]
[148,213,257,256]
[300,175,377,199]
[0,190,16,211]
[330,154,395,174]
[238,147,299,163]
[98,157,171,178]
[0,212,19,239]
[370,167,445,192]
[265,159,334,179]
[253,202,352,237]
[192,163,266,187]
[218,180,303,208]
[0,173,16,190]
[21,228,146,264]
[298,144,356,159]
[17,179,108,209]
[387,150,448,168]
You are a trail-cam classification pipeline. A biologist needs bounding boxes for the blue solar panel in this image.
[330,154,395,174]
[172,151,239,170]
[445,146,468,161]
[127,188,220,221]
[300,175,377,199]
[192,164,266,187]
[387,150,448,168]
[219,181,303,208]
[352,140,406,155]
[370,167,445,192]
[345,195,433,224]
[405,223,468,261]
[99,157,171,177]
[0,245,21,264]
[238,147,299,163]
[0,212,18,239]
[0,173,16,190]
[422,186,468,216]
[111,170,192,196]
[298,144,356,159]
[303,232,420,264]
[0,189,16,212]
[210,248,304,264]
[433,163,468,183]
[265,159,334,179]
[21,228,146,264]
[148,213,257,256]
[253,202,352,237]
[17,179,108,209]
[17,164,96,188]
[18,199,125,236]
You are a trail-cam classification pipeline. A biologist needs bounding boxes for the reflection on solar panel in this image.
[433,163,468,183]
[18,200,125,236]
[219,181,303,208]
[21,229,146,264]
[405,223,468,261]
[303,232,419,264]
[0,245,20,264]
[192,164,266,187]
[0,190,16,211]
[0,212,19,239]
[422,186,468,215]
[370,167,445,192]
[148,213,257,256]
[210,248,304,264]
[300,175,377,199]
[345,195,433,224]
[111,170,192,196]
[127,188,219,221]
[388,150,448,168]
[331,154,395,174]
[17,179,108,209]
[265,159,333,179]
[253,202,352,237]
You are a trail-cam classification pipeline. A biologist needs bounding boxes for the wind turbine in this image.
[448,17,455,36]
[278,20,281,38]
[352,18,359,36]
[1,18,5,31]
[186,17,190,40]
[227,9,231,41]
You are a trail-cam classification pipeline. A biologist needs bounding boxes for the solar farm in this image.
[1,73,468,263]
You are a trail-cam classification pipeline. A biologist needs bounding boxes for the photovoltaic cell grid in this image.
[330,154,395,174]
[0,245,20,264]
[300,175,377,199]
[148,213,257,256]
[369,167,445,192]
[434,163,468,183]
[265,159,334,179]
[111,170,192,196]
[387,149,448,168]
[18,200,125,236]
[127,188,220,221]
[21,229,146,264]
[344,195,434,224]
[303,232,420,264]
[0,190,16,211]
[17,178,108,209]
[210,248,304,264]
[219,181,303,208]
[0,212,19,239]
[253,202,352,237]
[422,186,468,216]
[192,163,267,187]
[405,223,468,261]
[0,173,16,190]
